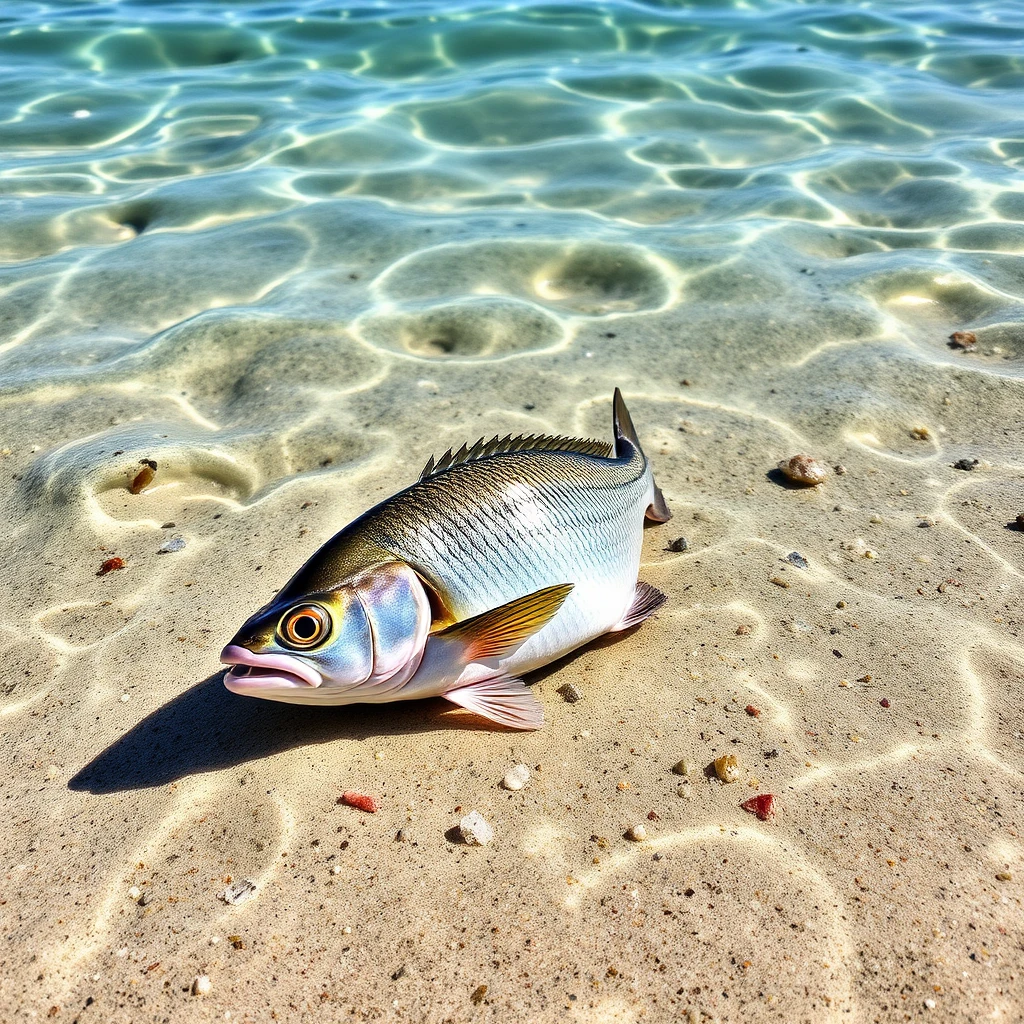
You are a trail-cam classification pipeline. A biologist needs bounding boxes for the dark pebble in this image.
[952,458,979,471]
[666,537,689,553]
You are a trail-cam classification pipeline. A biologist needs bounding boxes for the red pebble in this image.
[880,698,890,709]
[745,705,760,717]
[97,557,125,576]
[338,791,378,813]
[741,793,776,822]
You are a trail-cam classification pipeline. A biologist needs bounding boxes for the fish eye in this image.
[278,604,330,650]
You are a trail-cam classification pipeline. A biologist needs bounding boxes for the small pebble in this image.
[331,864,342,875]
[458,810,493,847]
[557,682,582,704]
[395,829,408,842]
[625,823,647,842]
[952,458,979,471]
[735,623,751,635]
[745,705,760,717]
[909,426,931,440]
[338,790,378,813]
[501,764,531,791]
[777,454,828,486]
[948,330,977,350]
[833,464,847,475]
[784,551,809,570]
[714,754,741,783]
[671,759,690,776]
[924,998,937,1010]
[995,871,1012,882]
[129,462,156,494]
[192,975,212,997]
[218,879,257,905]
[157,536,186,554]
[470,985,488,1005]
[665,537,689,553]
[769,576,790,589]
[741,793,776,821]
[96,557,125,576]
[128,886,142,901]
[1012,513,1024,531]
[880,698,890,709]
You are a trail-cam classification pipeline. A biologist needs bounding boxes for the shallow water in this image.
[3,3,1024,1022]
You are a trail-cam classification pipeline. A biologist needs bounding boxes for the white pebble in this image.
[127,886,142,901]
[72,109,91,119]
[218,878,256,905]
[157,536,186,554]
[625,823,647,842]
[342,926,352,935]
[924,998,936,1010]
[120,693,131,703]
[501,764,531,791]
[192,975,212,996]
[331,864,341,875]
[458,810,494,846]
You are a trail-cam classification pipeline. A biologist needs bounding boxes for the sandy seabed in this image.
[2,2,1024,1020]
[2,211,1022,1024]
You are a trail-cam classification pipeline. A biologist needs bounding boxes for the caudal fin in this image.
[612,388,672,522]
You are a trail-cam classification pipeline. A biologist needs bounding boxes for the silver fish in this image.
[220,389,671,729]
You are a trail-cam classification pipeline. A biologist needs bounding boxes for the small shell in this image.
[714,754,741,784]
[778,454,828,486]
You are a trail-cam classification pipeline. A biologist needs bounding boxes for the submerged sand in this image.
[3,2,1024,1018]
[2,210,1022,1022]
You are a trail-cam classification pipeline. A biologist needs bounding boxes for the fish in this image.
[220,389,671,730]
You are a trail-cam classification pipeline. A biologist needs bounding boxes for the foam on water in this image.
[2,2,1023,1021]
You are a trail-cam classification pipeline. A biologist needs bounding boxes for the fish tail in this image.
[613,388,672,522]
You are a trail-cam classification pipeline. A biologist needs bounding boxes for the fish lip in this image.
[220,644,322,688]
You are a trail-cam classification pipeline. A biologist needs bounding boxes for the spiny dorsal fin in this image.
[419,433,612,481]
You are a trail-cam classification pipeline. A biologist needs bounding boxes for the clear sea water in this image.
[2,1,1023,500]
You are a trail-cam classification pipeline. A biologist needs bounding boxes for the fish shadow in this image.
[68,671,499,795]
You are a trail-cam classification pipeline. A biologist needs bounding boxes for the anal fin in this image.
[443,676,543,731]
[611,581,667,631]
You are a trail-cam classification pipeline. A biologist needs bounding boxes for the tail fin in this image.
[612,388,672,523]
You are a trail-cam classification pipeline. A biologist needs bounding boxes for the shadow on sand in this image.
[68,611,641,795]
[68,671,496,795]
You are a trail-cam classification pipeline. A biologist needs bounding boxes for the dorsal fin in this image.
[612,387,641,459]
[419,433,612,481]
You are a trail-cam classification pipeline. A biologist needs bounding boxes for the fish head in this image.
[220,561,432,703]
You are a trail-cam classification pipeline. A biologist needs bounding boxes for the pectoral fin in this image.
[433,583,573,662]
[443,676,543,730]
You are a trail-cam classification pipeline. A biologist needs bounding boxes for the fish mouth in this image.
[220,644,322,693]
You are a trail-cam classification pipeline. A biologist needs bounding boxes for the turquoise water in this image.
[2,1,1023,490]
